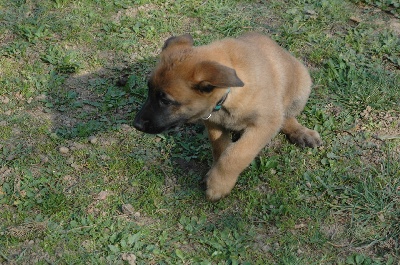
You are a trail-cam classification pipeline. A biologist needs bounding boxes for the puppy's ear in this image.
[162,34,194,50]
[193,61,244,93]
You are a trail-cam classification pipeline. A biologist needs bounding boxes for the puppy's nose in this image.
[133,117,149,132]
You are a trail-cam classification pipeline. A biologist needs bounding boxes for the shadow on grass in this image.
[46,55,212,184]
[46,58,153,139]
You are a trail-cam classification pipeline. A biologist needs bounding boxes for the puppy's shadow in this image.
[47,57,156,138]
[165,124,212,191]
[47,55,211,192]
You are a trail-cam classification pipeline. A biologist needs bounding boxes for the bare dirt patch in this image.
[3,240,55,265]
[6,221,47,241]
[0,30,16,48]
[326,103,399,167]
[173,158,209,177]
[389,18,400,35]
[113,3,160,23]
[357,107,400,162]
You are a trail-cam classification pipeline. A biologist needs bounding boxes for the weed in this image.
[41,45,82,74]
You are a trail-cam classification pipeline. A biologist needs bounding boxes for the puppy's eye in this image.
[157,91,173,106]
[160,97,172,105]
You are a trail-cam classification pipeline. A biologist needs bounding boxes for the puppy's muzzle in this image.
[133,116,150,132]
[133,102,183,134]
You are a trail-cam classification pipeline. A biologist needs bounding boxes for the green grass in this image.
[1,0,399,264]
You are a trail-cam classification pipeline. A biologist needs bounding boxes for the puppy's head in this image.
[133,34,244,134]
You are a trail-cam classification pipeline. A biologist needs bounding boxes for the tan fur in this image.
[134,32,322,201]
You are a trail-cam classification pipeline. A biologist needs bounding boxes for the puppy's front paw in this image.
[204,171,235,202]
[206,187,230,202]
[289,128,322,148]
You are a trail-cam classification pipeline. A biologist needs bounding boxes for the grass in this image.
[0,0,399,264]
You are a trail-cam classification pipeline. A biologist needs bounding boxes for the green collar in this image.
[202,88,231,120]
[212,88,231,112]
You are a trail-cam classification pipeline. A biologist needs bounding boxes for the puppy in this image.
[134,32,322,201]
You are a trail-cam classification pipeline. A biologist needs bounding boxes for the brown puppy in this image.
[134,32,322,201]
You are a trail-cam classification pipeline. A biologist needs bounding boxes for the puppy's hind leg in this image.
[281,117,322,148]
[282,78,322,148]
[282,98,322,148]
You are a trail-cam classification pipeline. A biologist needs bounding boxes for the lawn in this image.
[0,0,399,264]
